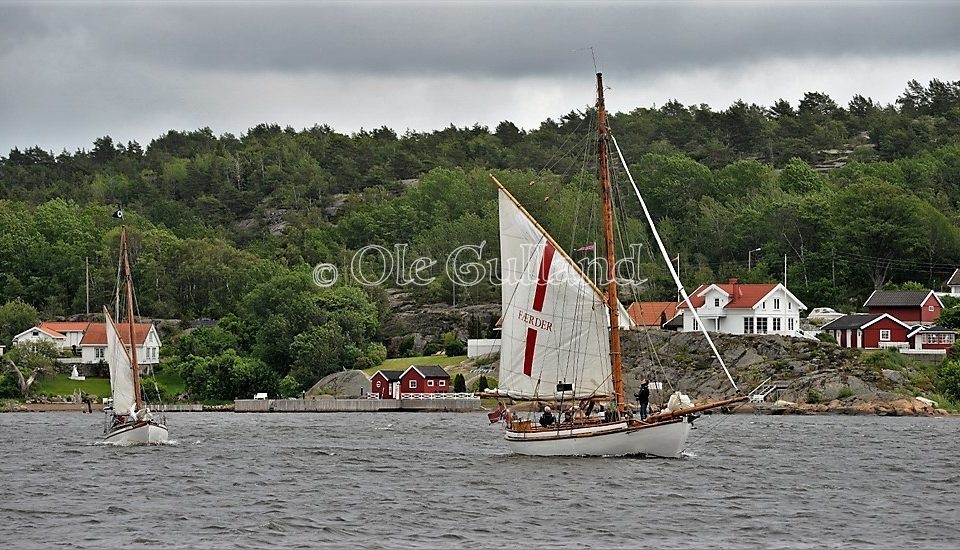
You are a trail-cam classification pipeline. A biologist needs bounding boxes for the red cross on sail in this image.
[522,242,555,376]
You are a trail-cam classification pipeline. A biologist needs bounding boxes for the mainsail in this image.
[497,186,630,400]
[105,311,137,415]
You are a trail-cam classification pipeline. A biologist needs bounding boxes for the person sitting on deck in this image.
[539,406,555,427]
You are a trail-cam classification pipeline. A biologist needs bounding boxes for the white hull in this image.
[505,419,691,458]
[103,421,169,445]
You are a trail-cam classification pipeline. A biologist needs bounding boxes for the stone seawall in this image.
[234,398,482,413]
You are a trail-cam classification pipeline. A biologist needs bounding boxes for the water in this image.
[1,412,958,549]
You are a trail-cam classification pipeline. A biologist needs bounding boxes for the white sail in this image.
[498,187,630,400]
[105,312,137,415]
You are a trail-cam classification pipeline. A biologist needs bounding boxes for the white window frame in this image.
[409,380,417,389]
[773,318,781,331]
[714,298,720,307]
[774,298,780,310]
[788,318,795,330]
[438,380,446,386]
[376,381,382,388]
[879,329,891,342]
[95,347,105,359]
[928,305,935,312]
[692,318,699,331]
[428,380,435,387]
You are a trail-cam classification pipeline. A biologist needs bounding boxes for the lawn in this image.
[363,355,468,376]
[34,374,111,398]
[32,369,185,399]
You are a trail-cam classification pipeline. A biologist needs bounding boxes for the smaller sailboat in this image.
[101,223,168,445]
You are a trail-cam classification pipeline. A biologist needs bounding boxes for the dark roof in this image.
[948,269,960,286]
[863,290,933,308]
[373,370,403,382]
[821,314,883,330]
[408,365,450,379]
[662,313,683,329]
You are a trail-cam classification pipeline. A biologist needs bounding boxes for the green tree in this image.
[453,373,466,393]
[0,299,40,347]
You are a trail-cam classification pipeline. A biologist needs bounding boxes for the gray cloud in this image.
[1,1,958,153]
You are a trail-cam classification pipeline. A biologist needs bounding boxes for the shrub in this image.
[816,332,837,344]
[837,386,855,399]
[938,361,960,401]
[453,373,466,393]
[806,388,822,404]
[279,375,301,398]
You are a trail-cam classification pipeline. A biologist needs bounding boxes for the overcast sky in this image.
[1,1,958,154]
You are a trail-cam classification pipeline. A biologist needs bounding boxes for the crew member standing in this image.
[635,380,650,421]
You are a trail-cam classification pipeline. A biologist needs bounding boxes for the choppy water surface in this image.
[0,412,957,549]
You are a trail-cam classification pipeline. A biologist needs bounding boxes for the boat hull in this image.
[504,418,691,458]
[103,420,169,445]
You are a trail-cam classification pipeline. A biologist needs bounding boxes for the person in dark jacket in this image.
[539,406,555,427]
[635,380,650,420]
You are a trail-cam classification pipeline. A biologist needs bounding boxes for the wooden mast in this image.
[120,226,143,411]
[596,73,625,413]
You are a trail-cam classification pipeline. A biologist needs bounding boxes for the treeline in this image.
[2,78,960,394]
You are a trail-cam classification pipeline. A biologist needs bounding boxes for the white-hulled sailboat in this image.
[101,223,168,445]
[491,73,745,457]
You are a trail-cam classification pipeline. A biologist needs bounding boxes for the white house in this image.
[946,269,960,296]
[80,322,161,365]
[12,325,65,348]
[677,278,807,336]
[467,339,501,358]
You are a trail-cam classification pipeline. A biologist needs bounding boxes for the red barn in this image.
[370,370,403,399]
[864,290,943,325]
[821,313,911,349]
[399,365,451,396]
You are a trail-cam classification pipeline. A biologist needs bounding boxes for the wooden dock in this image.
[234,397,482,413]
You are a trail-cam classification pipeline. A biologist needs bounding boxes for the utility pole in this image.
[749,247,762,271]
[784,254,788,286]
[85,257,90,315]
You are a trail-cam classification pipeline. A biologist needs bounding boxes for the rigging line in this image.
[606,148,674,400]
[610,132,739,393]
[536,114,590,175]
[680,399,751,454]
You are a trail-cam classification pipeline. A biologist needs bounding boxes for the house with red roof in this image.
[863,290,942,325]
[13,321,92,352]
[626,301,680,329]
[12,325,67,349]
[946,269,960,296]
[80,322,161,366]
[676,278,806,336]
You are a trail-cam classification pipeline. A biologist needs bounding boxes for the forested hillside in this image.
[2,78,960,392]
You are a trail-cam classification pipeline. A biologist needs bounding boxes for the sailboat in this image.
[491,73,745,457]
[101,223,169,445]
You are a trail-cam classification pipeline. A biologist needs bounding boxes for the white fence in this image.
[401,392,476,399]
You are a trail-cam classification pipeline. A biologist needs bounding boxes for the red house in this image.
[863,290,943,325]
[907,326,957,353]
[370,370,403,399]
[821,313,912,349]
[626,301,680,329]
[399,365,451,396]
